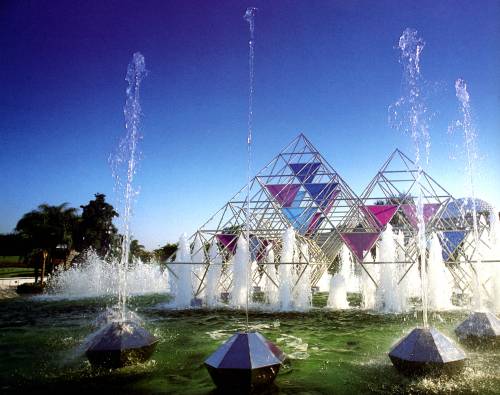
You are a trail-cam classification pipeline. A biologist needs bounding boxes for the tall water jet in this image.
[427,233,453,310]
[205,9,284,391]
[205,239,222,307]
[279,227,295,311]
[453,80,500,344]
[86,53,157,368]
[376,224,404,313]
[230,235,250,308]
[388,29,465,374]
[171,233,194,308]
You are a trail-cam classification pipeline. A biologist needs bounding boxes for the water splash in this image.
[43,250,167,299]
[110,52,147,319]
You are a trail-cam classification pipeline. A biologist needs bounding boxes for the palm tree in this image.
[16,203,79,283]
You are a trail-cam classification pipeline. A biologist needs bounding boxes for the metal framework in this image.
[167,134,497,298]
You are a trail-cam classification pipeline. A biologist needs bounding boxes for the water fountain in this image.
[230,235,250,308]
[452,79,500,344]
[263,245,279,308]
[279,227,295,311]
[85,52,158,368]
[427,233,454,310]
[376,224,404,313]
[361,253,377,310]
[204,8,284,390]
[387,28,466,374]
[170,233,194,308]
[327,273,349,309]
[205,239,222,307]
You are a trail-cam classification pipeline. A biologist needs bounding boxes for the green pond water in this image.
[0,293,498,395]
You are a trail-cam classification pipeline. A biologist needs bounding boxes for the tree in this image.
[15,203,79,283]
[129,239,152,263]
[77,194,119,258]
[154,243,178,262]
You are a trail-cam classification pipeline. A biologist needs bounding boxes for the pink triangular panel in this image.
[366,205,398,227]
[340,232,380,261]
[401,203,441,229]
[265,184,301,207]
[216,234,238,254]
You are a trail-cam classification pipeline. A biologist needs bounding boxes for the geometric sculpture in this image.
[86,320,158,369]
[389,327,466,375]
[205,331,285,390]
[455,311,500,345]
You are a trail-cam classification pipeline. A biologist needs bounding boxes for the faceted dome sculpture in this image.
[455,311,500,345]
[389,327,466,375]
[86,320,158,368]
[205,331,285,390]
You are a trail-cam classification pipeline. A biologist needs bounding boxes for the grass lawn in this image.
[0,267,34,278]
[0,256,21,265]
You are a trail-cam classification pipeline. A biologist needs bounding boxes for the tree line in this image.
[0,193,177,284]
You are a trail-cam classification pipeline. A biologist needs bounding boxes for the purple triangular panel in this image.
[340,232,380,261]
[289,162,321,183]
[216,234,238,254]
[265,184,300,207]
[304,183,339,208]
[423,203,441,224]
[366,205,398,227]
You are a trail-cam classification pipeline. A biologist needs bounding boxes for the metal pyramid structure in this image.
[360,148,493,293]
[166,137,497,301]
[175,134,380,296]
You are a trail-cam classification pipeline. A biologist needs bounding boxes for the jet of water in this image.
[110,52,147,319]
[454,78,483,310]
[391,28,431,326]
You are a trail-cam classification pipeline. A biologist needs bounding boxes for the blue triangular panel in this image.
[291,191,306,208]
[282,207,317,232]
[304,182,339,207]
[440,231,467,261]
[289,162,321,183]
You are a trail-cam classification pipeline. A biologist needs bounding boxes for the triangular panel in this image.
[289,162,321,183]
[265,184,300,207]
[340,232,380,261]
[440,231,467,261]
[365,205,398,227]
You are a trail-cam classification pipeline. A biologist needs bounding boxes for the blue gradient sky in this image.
[1,0,499,249]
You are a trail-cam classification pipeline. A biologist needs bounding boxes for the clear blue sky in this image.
[1,0,499,249]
